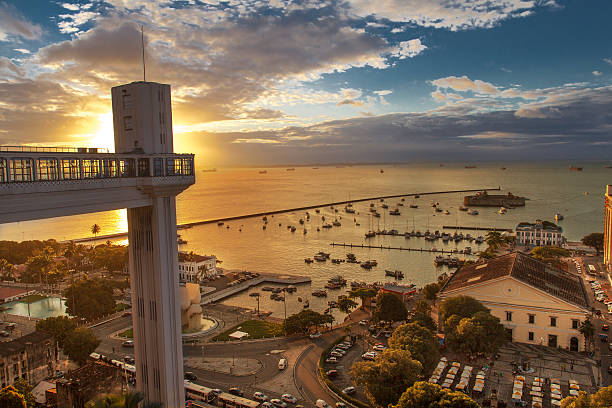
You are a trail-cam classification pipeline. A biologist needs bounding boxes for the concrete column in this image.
[127,196,184,407]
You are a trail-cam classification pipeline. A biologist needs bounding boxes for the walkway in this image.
[201,275,311,305]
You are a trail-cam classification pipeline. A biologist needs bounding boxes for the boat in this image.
[217,221,224,226]
[373,212,380,218]
[381,203,389,209]
[303,300,309,309]
[380,169,384,173]
[467,209,479,215]
[315,209,320,213]
[554,213,564,221]
[365,231,376,238]
[345,206,355,214]
[409,204,418,208]
[312,289,327,297]
[498,207,507,214]
[475,236,484,244]
[262,287,274,291]
[177,238,187,245]
[314,254,327,262]
[290,226,296,232]
[263,225,266,230]
[304,258,313,263]
[443,210,450,215]
[389,208,401,216]
[331,258,344,264]
[385,270,404,279]
[285,285,297,293]
[332,220,341,227]
[435,207,442,213]
[299,219,304,224]
[569,165,583,171]
[414,195,420,198]
[322,223,332,228]
[465,165,477,169]
[303,228,307,234]
[286,168,295,171]
[458,206,468,211]
[259,170,267,174]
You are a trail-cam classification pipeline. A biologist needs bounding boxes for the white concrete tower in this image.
[112,81,185,407]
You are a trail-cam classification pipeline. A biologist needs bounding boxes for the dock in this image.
[66,186,501,243]
[329,242,477,255]
[200,274,311,305]
[441,225,512,232]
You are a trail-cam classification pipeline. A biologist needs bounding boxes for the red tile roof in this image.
[441,252,589,309]
[0,286,31,301]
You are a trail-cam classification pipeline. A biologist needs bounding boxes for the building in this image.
[604,185,612,270]
[0,81,195,407]
[55,361,125,408]
[0,286,36,303]
[0,331,58,387]
[178,251,217,283]
[439,252,590,351]
[515,220,564,247]
[378,283,417,302]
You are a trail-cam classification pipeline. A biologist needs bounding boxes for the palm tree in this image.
[0,258,14,281]
[579,319,595,353]
[485,231,504,250]
[122,391,144,408]
[91,224,101,248]
[86,394,123,408]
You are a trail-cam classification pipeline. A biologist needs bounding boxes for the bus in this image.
[184,381,217,404]
[216,392,260,408]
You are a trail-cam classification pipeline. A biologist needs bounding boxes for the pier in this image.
[66,186,501,243]
[329,242,477,255]
[441,225,512,232]
[200,274,311,305]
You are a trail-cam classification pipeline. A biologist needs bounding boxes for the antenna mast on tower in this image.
[141,25,146,81]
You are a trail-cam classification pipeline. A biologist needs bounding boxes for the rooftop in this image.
[441,252,588,309]
[516,219,562,233]
[178,251,215,263]
[0,331,54,357]
[380,283,417,294]
[0,286,32,300]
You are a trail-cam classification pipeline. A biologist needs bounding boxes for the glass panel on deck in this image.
[61,159,81,180]
[9,158,33,182]
[37,158,58,181]
[83,159,101,179]
[0,158,5,182]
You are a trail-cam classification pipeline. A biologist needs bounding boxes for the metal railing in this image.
[0,146,110,153]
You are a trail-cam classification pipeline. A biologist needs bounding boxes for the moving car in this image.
[342,386,356,395]
[122,340,134,348]
[184,372,197,381]
[325,369,338,378]
[228,387,243,396]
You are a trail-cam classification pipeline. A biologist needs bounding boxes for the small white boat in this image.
[498,207,507,214]
[554,213,564,221]
[467,209,479,215]
[443,210,450,215]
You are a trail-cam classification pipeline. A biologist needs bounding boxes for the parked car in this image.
[325,357,338,364]
[122,311,132,317]
[373,345,387,352]
[316,400,332,408]
[325,369,338,378]
[261,403,274,408]
[0,331,10,337]
[608,365,612,374]
[278,358,287,370]
[309,332,322,339]
[270,398,288,408]
[281,394,297,404]
[228,387,243,396]
[184,372,197,381]
[254,392,268,401]
[122,340,134,348]
[600,333,608,342]
[336,403,347,408]
[342,386,356,395]
[211,388,223,395]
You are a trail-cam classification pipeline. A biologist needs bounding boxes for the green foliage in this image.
[388,322,440,373]
[0,386,27,408]
[36,316,79,348]
[91,245,128,273]
[393,381,479,408]
[485,231,504,249]
[530,246,571,266]
[422,282,441,300]
[23,246,56,284]
[350,348,422,407]
[349,287,378,308]
[283,310,333,335]
[374,292,408,322]
[86,391,145,408]
[64,279,115,320]
[445,311,508,355]
[212,320,282,341]
[579,319,595,352]
[561,385,612,408]
[0,240,62,265]
[337,296,358,315]
[63,327,100,365]
[439,295,488,323]
[12,379,34,408]
[581,233,604,255]
[0,258,15,281]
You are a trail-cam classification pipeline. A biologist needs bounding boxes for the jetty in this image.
[442,226,512,232]
[329,242,477,254]
[200,274,311,305]
[66,187,501,243]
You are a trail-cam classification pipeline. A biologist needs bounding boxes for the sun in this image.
[90,112,115,152]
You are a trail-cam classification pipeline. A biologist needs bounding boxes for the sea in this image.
[1,162,609,319]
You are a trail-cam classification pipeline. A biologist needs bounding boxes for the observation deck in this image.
[0,146,195,223]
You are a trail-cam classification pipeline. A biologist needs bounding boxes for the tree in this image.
[24,246,55,284]
[0,386,27,408]
[388,322,440,372]
[439,295,488,323]
[393,381,479,408]
[12,379,35,408]
[36,316,79,348]
[350,348,422,407]
[64,279,115,320]
[374,292,408,322]
[485,231,504,250]
[91,224,101,247]
[283,310,333,335]
[409,300,436,331]
[561,385,612,408]
[86,391,145,408]
[422,282,441,301]
[0,258,15,281]
[337,296,358,316]
[530,246,571,268]
[579,319,595,353]
[582,233,604,255]
[63,327,100,365]
[445,311,508,355]
[349,287,378,309]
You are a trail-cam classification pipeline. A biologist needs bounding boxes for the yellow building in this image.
[604,185,612,269]
[439,252,590,351]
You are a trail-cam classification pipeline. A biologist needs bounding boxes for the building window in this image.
[506,311,512,321]
[122,94,133,109]
[550,317,557,327]
[528,314,535,324]
[119,159,135,177]
[166,158,182,176]
[528,332,534,341]
[37,158,57,181]
[102,159,118,178]
[82,159,101,179]
[138,158,150,177]
[182,158,192,175]
[153,158,164,176]
[548,334,558,348]
[123,116,133,131]
[572,319,579,330]
[61,159,81,180]
[9,158,33,182]
[0,158,6,182]
[506,328,513,340]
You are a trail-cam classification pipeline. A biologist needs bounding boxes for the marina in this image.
[329,242,478,254]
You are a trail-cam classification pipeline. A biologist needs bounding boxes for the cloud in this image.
[391,39,427,59]
[337,99,365,106]
[431,76,499,95]
[593,70,602,76]
[345,0,546,31]
[58,11,99,34]
[13,48,30,54]
[0,56,24,77]
[374,90,392,96]
[605,58,612,66]
[0,3,42,41]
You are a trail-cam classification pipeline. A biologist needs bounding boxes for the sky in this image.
[0,0,611,165]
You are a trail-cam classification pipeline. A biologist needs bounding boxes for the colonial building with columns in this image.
[439,252,590,351]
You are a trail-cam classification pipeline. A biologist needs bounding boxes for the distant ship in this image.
[202,168,217,172]
[286,168,295,171]
[380,169,384,173]
[465,165,477,169]
[259,170,267,174]
[569,165,583,171]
